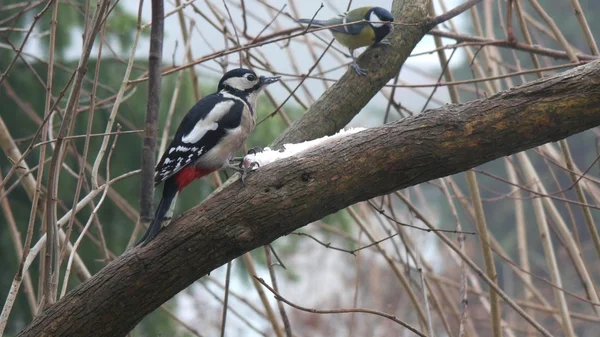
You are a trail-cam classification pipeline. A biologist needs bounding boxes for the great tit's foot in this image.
[377,39,392,46]
[350,61,368,76]
[248,146,264,155]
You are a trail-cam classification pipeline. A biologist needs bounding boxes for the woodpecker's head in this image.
[218,68,280,95]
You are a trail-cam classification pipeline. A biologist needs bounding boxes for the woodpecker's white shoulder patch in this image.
[181,100,236,143]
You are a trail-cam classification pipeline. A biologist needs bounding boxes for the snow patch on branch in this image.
[243,127,366,169]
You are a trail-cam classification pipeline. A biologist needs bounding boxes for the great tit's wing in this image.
[344,7,373,22]
[154,93,245,185]
[299,6,377,36]
[312,17,363,36]
[326,6,374,35]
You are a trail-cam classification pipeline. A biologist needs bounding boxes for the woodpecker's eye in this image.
[246,74,257,81]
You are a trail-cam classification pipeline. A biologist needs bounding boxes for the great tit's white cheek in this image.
[369,12,384,28]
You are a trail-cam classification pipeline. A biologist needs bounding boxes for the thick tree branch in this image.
[17,59,600,337]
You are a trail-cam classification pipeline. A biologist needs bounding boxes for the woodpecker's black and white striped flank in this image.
[138,68,280,246]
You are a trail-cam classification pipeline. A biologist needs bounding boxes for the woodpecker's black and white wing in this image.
[154,93,245,185]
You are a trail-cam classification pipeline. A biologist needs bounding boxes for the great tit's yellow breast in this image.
[332,25,376,50]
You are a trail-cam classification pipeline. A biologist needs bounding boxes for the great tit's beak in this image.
[259,75,281,87]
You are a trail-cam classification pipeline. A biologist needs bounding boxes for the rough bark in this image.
[17,59,600,337]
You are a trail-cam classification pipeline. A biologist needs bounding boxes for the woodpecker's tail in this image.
[296,18,328,27]
[137,178,179,246]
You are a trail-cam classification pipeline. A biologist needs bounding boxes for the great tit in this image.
[297,6,394,75]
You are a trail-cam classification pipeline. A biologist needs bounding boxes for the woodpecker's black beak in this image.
[259,75,281,87]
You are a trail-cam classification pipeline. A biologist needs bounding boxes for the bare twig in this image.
[258,38,335,124]
[428,29,596,61]
[0,0,53,85]
[516,153,577,336]
[221,0,241,66]
[139,0,164,225]
[466,171,502,337]
[427,0,483,28]
[254,277,427,337]
[219,262,232,337]
[42,0,110,308]
[566,0,599,55]
[396,193,555,337]
[241,254,283,337]
[61,126,121,297]
[59,4,109,274]
[264,246,292,337]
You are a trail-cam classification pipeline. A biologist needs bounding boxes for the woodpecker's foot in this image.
[227,163,258,186]
[350,61,368,76]
[248,146,264,155]
[229,157,244,165]
[243,162,261,185]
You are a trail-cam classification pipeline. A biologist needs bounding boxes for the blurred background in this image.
[1,0,600,336]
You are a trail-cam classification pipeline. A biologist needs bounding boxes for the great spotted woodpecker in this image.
[137,68,280,246]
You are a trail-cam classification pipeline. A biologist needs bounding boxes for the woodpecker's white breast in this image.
[194,93,257,170]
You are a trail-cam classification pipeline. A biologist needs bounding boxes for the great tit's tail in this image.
[137,177,179,246]
[296,18,328,27]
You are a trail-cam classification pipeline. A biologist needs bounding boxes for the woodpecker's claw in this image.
[227,161,260,186]
[241,170,249,186]
[229,156,244,164]
[230,146,262,164]
[247,146,264,155]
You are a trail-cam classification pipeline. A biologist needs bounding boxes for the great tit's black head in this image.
[366,7,394,44]
[367,7,394,24]
[218,68,280,93]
